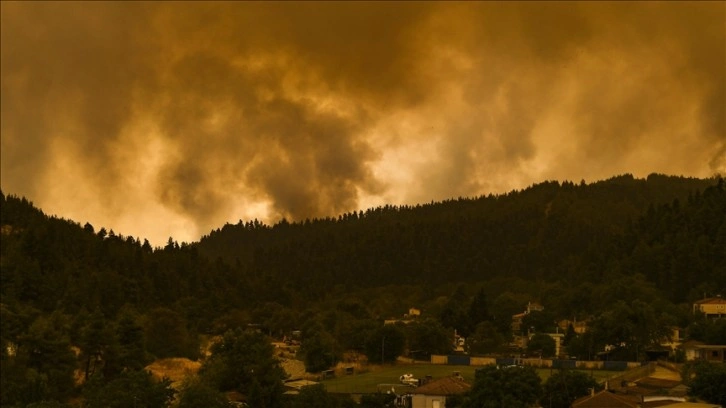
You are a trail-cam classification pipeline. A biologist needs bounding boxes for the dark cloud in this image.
[1,1,723,244]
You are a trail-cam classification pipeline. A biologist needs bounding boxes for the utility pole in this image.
[382,336,386,365]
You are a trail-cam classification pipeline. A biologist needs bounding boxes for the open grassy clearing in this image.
[146,358,201,390]
[320,364,622,394]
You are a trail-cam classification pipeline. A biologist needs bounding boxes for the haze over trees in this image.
[1,174,725,406]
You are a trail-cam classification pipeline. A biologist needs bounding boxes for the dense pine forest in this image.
[199,173,724,303]
[1,173,725,407]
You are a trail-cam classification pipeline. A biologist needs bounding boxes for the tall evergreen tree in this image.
[199,328,287,408]
[464,365,542,408]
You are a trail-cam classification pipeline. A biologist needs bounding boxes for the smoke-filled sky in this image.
[2,1,724,246]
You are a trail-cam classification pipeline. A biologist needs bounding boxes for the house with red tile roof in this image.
[572,390,642,408]
[693,297,726,318]
[409,376,471,408]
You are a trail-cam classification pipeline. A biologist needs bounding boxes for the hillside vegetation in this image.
[198,173,723,303]
[1,173,725,407]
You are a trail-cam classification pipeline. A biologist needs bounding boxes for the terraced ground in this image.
[320,364,623,394]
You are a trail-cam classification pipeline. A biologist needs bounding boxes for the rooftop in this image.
[694,296,726,305]
[572,390,640,408]
[412,376,471,396]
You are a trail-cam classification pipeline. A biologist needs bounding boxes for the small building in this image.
[512,312,527,333]
[545,332,564,357]
[681,341,726,362]
[409,376,471,408]
[407,308,421,317]
[512,301,545,333]
[558,318,589,334]
[386,308,422,325]
[693,297,726,318]
[659,327,683,352]
[572,390,641,408]
[527,301,544,313]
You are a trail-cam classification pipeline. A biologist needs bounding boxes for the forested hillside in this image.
[198,174,723,301]
[2,174,723,321]
[1,173,724,407]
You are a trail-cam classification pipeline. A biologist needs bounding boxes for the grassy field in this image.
[320,364,622,394]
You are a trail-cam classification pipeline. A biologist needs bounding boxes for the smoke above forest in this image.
[1,2,724,244]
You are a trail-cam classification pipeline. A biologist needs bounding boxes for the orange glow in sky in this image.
[1,1,724,245]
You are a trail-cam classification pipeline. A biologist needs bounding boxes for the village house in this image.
[660,327,683,350]
[692,296,726,318]
[511,301,545,333]
[680,341,726,363]
[558,318,589,334]
[512,302,544,333]
[640,327,685,361]
[408,375,471,408]
[545,332,565,357]
[511,301,545,348]
[571,390,693,408]
[572,389,642,408]
[385,307,421,325]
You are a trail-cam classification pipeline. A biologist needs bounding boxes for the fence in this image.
[605,362,656,390]
[431,355,642,371]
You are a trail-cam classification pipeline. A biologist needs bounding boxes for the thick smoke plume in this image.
[1,2,724,244]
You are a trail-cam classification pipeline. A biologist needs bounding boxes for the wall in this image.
[411,394,446,408]
[431,355,642,371]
